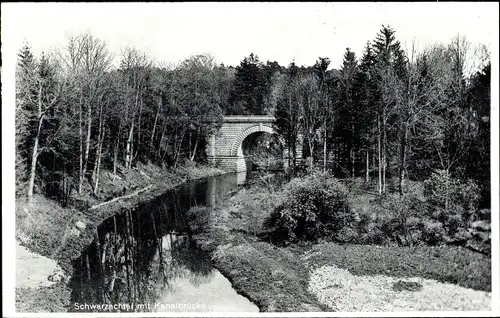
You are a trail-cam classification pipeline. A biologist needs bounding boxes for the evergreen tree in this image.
[354,42,379,181]
[16,43,37,193]
[229,53,268,115]
[335,48,360,177]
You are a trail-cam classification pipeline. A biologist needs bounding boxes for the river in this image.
[70,170,259,313]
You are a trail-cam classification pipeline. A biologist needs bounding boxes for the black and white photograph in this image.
[2,2,499,316]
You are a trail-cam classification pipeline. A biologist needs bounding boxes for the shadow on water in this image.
[69,171,259,313]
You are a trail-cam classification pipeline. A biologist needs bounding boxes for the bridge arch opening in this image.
[231,125,285,171]
[206,115,301,172]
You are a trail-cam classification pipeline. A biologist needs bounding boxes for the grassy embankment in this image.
[192,174,491,312]
[15,161,226,312]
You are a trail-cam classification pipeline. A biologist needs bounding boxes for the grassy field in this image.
[191,174,492,312]
[299,243,491,291]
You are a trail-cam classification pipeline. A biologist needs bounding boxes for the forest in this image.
[15,25,491,209]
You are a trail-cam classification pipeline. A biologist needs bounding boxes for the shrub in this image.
[363,193,428,247]
[477,209,491,221]
[337,226,359,244]
[424,170,482,242]
[265,172,353,245]
[420,219,446,245]
[186,206,212,234]
[424,170,480,222]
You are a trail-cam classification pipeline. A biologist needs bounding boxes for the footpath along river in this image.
[70,171,259,313]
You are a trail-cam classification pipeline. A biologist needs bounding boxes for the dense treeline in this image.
[16,25,490,208]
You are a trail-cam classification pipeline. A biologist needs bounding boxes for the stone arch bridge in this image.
[206,116,303,172]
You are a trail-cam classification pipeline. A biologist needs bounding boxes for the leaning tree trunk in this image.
[125,119,135,170]
[150,97,161,148]
[93,126,106,194]
[190,133,199,162]
[92,102,104,184]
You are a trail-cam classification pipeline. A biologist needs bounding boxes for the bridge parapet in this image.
[222,115,276,123]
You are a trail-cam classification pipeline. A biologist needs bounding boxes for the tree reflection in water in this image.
[70,178,219,313]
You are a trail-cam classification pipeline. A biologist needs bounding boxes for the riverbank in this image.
[191,174,492,312]
[192,176,329,312]
[15,161,226,312]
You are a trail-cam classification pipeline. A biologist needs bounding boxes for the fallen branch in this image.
[138,169,151,180]
[89,185,154,210]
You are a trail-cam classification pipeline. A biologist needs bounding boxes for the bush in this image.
[424,170,483,242]
[420,219,446,245]
[424,170,481,224]
[477,209,491,221]
[186,206,212,234]
[265,173,354,245]
[361,193,428,247]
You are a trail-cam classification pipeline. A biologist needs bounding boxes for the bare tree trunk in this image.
[85,254,91,280]
[92,102,104,184]
[125,119,134,169]
[174,129,186,168]
[113,138,119,184]
[78,93,84,194]
[323,125,327,173]
[349,145,355,178]
[377,112,382,195]
[382,109,387,194]
[188,130,192,161]
[398,123,408,196]
[81,100,92,187]
[307,138,314,165]
[365,147,370,183]
[351,121,355,178]
[157,124,166,159]
[150,97,161,148]
[444,168,450,213]
[190,135,199,162]
[133,96,143,162]
[372,133,376,170]
[125,92,139,169]
[94,126,106,194]
[27,85,44,200]
[162,133,172,161]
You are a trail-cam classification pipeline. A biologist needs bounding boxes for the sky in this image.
[2,2,499,70]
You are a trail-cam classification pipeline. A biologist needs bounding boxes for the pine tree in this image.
[229,53,268,115]
[335,48,360,177]
[372,25,405,194]
[16,43,37,194]
[355,42,378,182]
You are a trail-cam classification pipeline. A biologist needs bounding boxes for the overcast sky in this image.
[2,2,498,70]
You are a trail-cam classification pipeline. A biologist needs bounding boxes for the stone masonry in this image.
[206,115,303,172]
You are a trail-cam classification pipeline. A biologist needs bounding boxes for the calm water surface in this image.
[70,171,259,313]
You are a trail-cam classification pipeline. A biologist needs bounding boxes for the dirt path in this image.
[308,264,491,312]
[16,240,65,289]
